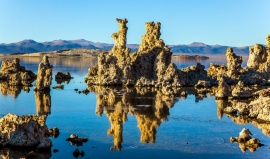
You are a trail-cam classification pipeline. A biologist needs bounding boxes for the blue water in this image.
[0,56,270,159]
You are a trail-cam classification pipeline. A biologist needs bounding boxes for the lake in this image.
[0,55,270,159]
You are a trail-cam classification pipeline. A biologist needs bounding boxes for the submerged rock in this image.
[34,56,53,91]
[55,72,72,79]
[0,113,52,150]
[66,134,88,146]
[48,127,60,138]
[230,128,262,152]
[0,58,36,86]
[55,72,72,84]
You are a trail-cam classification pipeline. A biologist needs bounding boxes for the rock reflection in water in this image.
[89,86,177,150]
[55,78,71,84]
[216,98,270,152]
[0,82,29,98]
[0,148,51,159]
[35,91,51,116]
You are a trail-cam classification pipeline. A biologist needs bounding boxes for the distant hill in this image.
[0,39,250,55]
[169,42,249,55]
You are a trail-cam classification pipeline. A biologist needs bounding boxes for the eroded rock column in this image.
[34,56,53,91]
[226,47,242,77]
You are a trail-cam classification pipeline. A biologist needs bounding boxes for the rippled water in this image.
[0,56,270,159]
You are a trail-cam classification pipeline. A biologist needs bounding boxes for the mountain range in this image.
[0,39,250,55]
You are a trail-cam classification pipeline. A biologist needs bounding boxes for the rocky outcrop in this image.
[0,58,36,86]
[226,48,242,78]
[85,18,208,90]
[85,19,270,92]
[232,81,255,98]
[215,78,230,98]
[66,134,88,146]
[247,89,270,121]
[246,40,270,80]
[207,48,243,84]
[247,44,267,71]
[230,128,262,152]
[0,113,52,149]
[55,72,72,84]
[34,56,53,91]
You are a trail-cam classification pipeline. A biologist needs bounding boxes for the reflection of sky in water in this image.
[0,56,270,159]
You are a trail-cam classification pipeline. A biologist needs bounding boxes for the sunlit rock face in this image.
[231,81,254,98]
[34,56,53,91]
[85,18,200,89]
[86,19,270,88]
[90,86,176,150]
[207,48,243,84]
[230,128,262,152]
[247,44,267,70]
[85,18,130,86]
[246,36,270,80]
[226,48,242,78]
[0,58,36,86]
[0,114,52,149]
[215,78,230,98]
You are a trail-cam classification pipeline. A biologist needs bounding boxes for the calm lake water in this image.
[0,55,270,159]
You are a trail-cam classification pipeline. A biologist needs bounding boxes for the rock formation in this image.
[66,134,88,146]
[85,18,208,91]
[226,48,242,77]
[231,81,254,98]
[215,78,230,98]
[55,72,72,84]
[34,56,53,91]
[207,63,227,83]
[0,113,52,149]
[246,37,270,80]
[247,44,267,71]
[85,18,269,93]
[230,128,262,152]
[0,58,36,86]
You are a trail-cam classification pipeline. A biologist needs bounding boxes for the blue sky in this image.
[0,0,269,46]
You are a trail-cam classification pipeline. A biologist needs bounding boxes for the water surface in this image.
[0,56,270,159]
